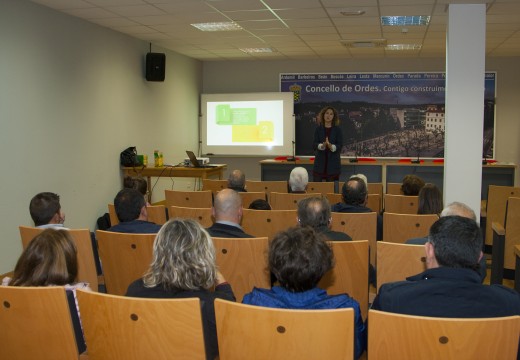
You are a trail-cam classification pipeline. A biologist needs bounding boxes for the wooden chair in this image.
[368,309,520,360]
[383,212,438,244]
[109,203,167,226]
[325,192,342,205]
[376,241,426,292]
[212,237,270,302]
[165,189,213,209]
[318,240,369,320]
[19,226,99,291]
[491,196,520,284]
[306,181,334,195]
[330,212,377,267]
[0,286,87,360]
[367,182,383,196]
[77,290,206,360]
[241,209,297,240]
[215,299,354,360]
[484,185,520,246]
[269,192,321,210]
[169,205,214,227]
[384,194,419,214]
[245,180,288,200]
[202,178,228,194]
[238,191,267,208]
[386,182,402,195]
[96,230,155,295]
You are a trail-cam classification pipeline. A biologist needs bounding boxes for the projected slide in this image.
[201,93,294,156]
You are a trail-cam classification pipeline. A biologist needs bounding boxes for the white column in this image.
[444,4,486,219]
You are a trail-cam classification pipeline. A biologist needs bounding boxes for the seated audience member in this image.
[417,183,443,215]
[332,177,382,240]
[206,189,253,238]
[123,175,149,204]
[248,199,271,210]
[288,167,309,193]
[227,169,247,192]
[406,201,486,281]
[298,197,351,241]
[126,219,234,360]
[373,216,520,317]
[401,174,425,196]
[108,188,161,233]
[3,229,91,311]
[29,192,67,229]
[242,227,366,359]
[350,173,368,187]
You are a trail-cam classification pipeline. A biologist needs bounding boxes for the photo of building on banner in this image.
[280,72,496,159]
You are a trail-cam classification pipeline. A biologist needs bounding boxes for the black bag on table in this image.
[120,146,141,167]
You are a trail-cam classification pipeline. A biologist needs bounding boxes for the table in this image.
[122,164,227,202]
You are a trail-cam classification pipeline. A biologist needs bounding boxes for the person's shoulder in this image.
[405,237,428,245]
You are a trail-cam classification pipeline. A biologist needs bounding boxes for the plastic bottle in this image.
[143,154,148,166]
[159,152,164,167]
[154,150,159,167]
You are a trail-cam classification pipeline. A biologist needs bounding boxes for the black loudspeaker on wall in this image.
[146,53,165,82]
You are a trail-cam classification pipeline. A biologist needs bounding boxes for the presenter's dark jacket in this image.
[206,222,254,238]
[372,267,520,317]
[107,220,162,234]
[126,279,235,360]
[331,203,383,240]
[312,125,343,177]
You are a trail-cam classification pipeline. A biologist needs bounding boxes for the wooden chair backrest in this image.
[367,193,382,213]
[0,286,81,360]
[245,180,288,199]
[202,179,228,194]
[215,299,354,360]
[386,182,403,195]
[269,192,321,210]
[109,204,167,226]
[211,237,270,302]
[368,309,520,360]
[96,230,155,295]
[241,209,297,240]
[383,213,438,244]
[368,182,383,196]
[318,240,369,320]
[169,205,213,227]
[504,197,520,270]
[485,185,520,246]
[108,203,119,226]
[165,189,213,209]
[238,191,267,208]
[384,194,419,214]
[376,242,426,292]
[77,290,206,360]
[330,212,377,267]
[325,193,342,205]
[306,182,334,195]
[19,226,98,291]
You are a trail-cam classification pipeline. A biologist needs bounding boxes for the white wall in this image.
[0,0,202,273]
[202,57,520,184]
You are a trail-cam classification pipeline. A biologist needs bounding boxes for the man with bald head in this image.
[206,189,254,238]
[227,169,247,192]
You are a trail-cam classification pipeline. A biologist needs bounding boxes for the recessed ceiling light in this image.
[381,16,430,26]
[191,22,243,32]
[240,48,275,53]
[340,10,366,16]
[386,44,422,50]
[341,39,387,48]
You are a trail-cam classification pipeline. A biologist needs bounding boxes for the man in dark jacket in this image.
[206,189,253,238]
[108,188,162,234]
[298,196,351,241]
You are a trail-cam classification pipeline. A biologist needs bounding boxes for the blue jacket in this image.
[108,220,162,234]
[243,286,366,359]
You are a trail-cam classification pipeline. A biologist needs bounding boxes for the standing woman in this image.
[313,106,343,182]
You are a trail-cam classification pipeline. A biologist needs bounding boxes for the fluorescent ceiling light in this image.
[386,44,422,50]
[340,10,366,16]
[240,48,275,53]
[381,16,430,26]
[191,22,242,31]
[341,39,387,48]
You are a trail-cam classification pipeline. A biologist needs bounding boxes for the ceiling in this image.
[31,0,520,61]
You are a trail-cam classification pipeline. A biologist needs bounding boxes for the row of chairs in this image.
[2,285,518,360]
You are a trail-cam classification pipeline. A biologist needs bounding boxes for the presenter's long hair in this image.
[317,106,340,126]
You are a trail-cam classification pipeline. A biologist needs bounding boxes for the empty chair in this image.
[269,192,321,210]
[484,185,520,246]
[367,193,382,213]
[367,182,383,196]
[96,230,155,295]
[237,191,267,208]
[109,203,167,226]
[306,181,334,195]
[215,299,355,360]
[241,208,297,240]
[376,241,426,291]
[77,290,206,360]
[169,205,213,227]
[202,178,228,194]
[386,182,402,195]
[0,286,87,360]
[383,212,438,244]
[245,180,288,200]
[165,189,213,209]
[318,240,369,320]
[384,194,419,214]
[211,237,270,302]
[19,226,99,291]
[368,309,520,360]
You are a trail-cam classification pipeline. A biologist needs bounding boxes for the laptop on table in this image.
[185,150,217,168]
